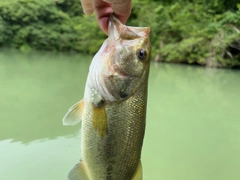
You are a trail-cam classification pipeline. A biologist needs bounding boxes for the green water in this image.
[0,50,240,180]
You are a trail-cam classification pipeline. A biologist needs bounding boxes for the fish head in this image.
[88,14,151,102]
[107,14,151,78]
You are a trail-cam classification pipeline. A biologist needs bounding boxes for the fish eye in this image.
[137,49,147,60]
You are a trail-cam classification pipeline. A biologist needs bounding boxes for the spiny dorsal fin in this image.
[62,100,84,126]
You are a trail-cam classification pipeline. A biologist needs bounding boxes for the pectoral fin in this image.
[132,161,143,180]
[68,160,89,180]
[63,100,84,126]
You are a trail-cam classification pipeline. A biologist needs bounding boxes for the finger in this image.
[80,0,94,15]
[104,0,132,24]
[93,0,113,34]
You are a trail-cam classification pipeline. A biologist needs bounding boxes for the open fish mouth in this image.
[108,14,150,43]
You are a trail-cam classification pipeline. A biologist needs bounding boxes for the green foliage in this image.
[129,0,240,68]
[0,0,106,53]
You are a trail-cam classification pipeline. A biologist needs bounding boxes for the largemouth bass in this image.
[63,14,151,180]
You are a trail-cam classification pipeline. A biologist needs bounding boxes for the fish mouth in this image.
[108,14,150,43]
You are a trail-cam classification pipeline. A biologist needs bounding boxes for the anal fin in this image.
[68,160,89,180]
[132,161,143,180]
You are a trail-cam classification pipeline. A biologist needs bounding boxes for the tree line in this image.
[0,0,239,68]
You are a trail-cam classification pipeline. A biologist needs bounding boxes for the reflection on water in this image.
[0,135,81,180]
[0,51,88,143]
[0,50,240,180]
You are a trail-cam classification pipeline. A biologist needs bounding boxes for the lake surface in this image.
[0,50,240,180]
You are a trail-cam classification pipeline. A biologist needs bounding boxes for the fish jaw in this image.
[86,40,117,102]
[108,14,150,42]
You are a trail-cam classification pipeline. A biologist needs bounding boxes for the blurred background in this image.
[0,0,240,180]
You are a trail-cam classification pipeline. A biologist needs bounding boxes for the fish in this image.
[63,14,151,180]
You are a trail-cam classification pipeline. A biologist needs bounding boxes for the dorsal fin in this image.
[62,100,84,126]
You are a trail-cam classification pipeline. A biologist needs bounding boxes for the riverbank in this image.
[0,0,239,68]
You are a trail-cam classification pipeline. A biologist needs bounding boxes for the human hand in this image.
[80,0,132,34]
